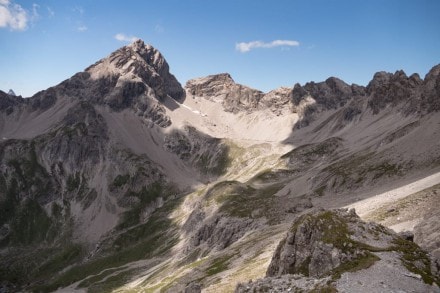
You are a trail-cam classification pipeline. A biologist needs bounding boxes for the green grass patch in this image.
[66,172,81,191]
[207,180,283,221]
[112,174,130,188]
[392,237,439,286]
[33,197,181,292]
[87,268,139,293]
[205,254,235,276]
[9,198,53,245]
[330,252,380,280]
[117,182,166,230]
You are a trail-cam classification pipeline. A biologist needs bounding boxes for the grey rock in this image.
[266,209,390,278]
[186,214,256,252]
[164,125,229,177]
[186,73,264,113]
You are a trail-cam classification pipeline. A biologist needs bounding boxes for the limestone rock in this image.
[186,73,263,113]
[240,209,439,292]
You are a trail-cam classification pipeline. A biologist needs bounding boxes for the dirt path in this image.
[344,172,440,218]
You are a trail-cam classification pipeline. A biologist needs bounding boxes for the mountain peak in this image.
[84,40,184,102]
[7,89,16,96]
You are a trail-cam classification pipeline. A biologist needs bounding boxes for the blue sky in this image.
[1,0,439,97]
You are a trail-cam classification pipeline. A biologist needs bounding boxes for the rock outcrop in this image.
[290,65,440,129]
[238,209,439,292]
[186,73,264,113]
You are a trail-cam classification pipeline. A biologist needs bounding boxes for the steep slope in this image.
[0,40,439,292]
[0,41,229,292]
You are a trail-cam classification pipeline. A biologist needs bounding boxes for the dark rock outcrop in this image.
[164,125,229,177]
[238,209,439,292]
[266,208,387,278]
[366,70,422,114]
[292,77,366,128]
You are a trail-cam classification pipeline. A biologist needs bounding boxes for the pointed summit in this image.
[7,89,16,96]
[86,39,184,101]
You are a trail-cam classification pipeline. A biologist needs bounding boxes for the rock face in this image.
[185,74,296,115]
[266,209,385,278]
[164,125,229,177]
[186,73,264,113]
[239,209,440,292]
[0,41,214,291]
[290,66,440,128]
[29,39,185,127]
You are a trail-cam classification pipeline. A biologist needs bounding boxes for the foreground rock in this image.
[237,209,440,292]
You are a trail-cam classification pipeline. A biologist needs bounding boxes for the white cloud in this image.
[73,6,84,15]
[114,33,139,43]
[31,3,39,22]
[47,6,54,17]
[0,0,28,31]
[236,39,300,53]
[77,25,87,32]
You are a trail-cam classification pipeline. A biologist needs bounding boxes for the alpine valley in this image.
[0,40,439,292]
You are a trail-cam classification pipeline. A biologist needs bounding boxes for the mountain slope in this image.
[0,41,439,292]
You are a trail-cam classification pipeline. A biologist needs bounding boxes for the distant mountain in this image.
[7,89,15,96]
[0,40,439,292]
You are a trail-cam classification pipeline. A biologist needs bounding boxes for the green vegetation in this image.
[112,174,130,188]
[290,211,382,278]
[206,180,283,221]
[77,266,127,288]
[205,254,235,276]
[9,199,53,245]
[195,144,231,176]
[33,244,84,281]
[117,182,166,229]
[6,141,53,200]
[34,196,181,292]
[67,172,81,191]
[392,238,439,286]
[249,168,296,184]
[329,252,380,280]
[0,244,83,288]
[0,178,19,227]
[321,151,404,191]
[281,137,342,163]
[87,268,139,293]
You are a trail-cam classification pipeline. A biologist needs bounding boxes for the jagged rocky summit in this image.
[0,39,439,293]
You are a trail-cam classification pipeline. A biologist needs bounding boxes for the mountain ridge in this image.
[0,40,439,292]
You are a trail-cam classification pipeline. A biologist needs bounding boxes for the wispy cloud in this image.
[236,39,300,53]
[73,5,84,15]
[47,6,54,18]
[0,0,28,31]
[77,25,87,32]
[31,3,39,22]
[114,33,139,43]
